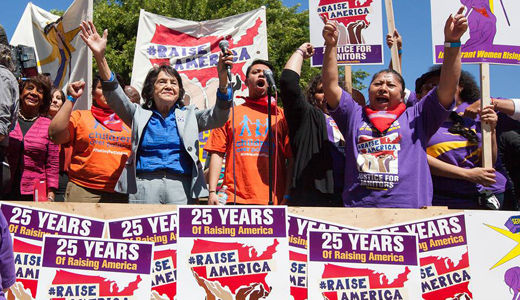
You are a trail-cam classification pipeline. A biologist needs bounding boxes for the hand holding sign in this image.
[444,6,468,42]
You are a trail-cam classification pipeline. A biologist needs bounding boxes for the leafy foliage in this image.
[91,0,368,89]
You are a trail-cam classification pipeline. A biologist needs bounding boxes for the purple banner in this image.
[308,231,418,266]
[41,236,153,274]
[288,214,356,250]
[109,212,177,246]
[312,45,383,66]
[434,44,520,65]
[178,206,286,238]
[1,203,105,241]
[373,214,466,253]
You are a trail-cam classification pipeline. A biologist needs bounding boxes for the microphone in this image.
[263,69,276,91]
[218,40,232,82]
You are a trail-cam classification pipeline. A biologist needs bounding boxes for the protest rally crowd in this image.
[0,6,519,212]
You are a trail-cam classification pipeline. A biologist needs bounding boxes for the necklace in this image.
[18,111,39,122]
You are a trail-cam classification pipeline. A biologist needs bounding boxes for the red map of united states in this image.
[13,237,41,298]
[421,251,472,300]
[318,0,373,26]
[149,17,262,88]
[50,270,141,299]
[190,239,279,296]
[152,249,177,300]
[321,264,410,300]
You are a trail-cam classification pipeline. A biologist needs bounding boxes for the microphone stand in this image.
[267,85,273,205]
[227,69,237,205]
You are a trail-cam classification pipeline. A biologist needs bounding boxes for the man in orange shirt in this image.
[205,60,292,205]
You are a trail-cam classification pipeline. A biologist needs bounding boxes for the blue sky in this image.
[2,0,518,98]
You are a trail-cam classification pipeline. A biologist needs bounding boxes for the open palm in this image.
[80,20,107,58]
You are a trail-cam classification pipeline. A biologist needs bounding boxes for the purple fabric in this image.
[324,114,345,192]
[0,211,15,296]
[427,103,507,199]
[329,88,451,208]
[6,117,60,195]
[461,0,497,51]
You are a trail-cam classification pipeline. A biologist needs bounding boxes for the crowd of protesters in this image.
[1,7,520,211]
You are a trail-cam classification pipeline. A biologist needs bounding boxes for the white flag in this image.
[11,0,93,109]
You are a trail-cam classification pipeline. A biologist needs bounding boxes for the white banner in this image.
[131,7,268,110]
[309,0,384,66]
[430,0,520,65]
[10,0,93,109]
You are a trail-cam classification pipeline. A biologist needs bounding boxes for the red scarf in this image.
[238,95,280,115]
[91,105,123,132]
[364,103,406,133]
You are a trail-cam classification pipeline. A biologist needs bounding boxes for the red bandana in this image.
[91,105,123,132]
[364,102,406,133]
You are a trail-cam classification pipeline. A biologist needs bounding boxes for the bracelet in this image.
[444,41,461,48]
[209,190,217,194]
[296,48,305,57]
[67,95,76,103]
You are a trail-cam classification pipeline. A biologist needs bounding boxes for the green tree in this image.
[92,0,368,89]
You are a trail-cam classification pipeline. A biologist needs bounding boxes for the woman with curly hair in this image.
[418,66,507,209]
[4,74,59,200]
[280,43,345,206]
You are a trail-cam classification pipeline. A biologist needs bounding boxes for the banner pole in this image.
[344,65,353,94]
[480,63,492,168]
[384,0,401,74]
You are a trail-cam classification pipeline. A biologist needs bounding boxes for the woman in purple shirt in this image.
[321,7,468,208]
[417,67,506,209]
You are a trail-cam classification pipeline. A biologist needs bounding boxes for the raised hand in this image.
[80,20,108,58]
[444,6,468,42]
[217,49,234,89]
[386,29,402,50]
[322,18,339,47]
[67,80,85,99]
[297,42,315,59]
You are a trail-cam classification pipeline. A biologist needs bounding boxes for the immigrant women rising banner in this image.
[431,0,520,65]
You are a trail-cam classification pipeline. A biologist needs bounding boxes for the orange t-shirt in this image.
[66,110,132,192]
[205,102,292,205]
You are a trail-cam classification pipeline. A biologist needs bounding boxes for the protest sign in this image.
[177,206,290,299]
[373,213,472,299]
[309,0,384,66]
[288,214,359,300]
[465,210,520,299]
[308,229,421,299]
[36,235,153,299]
[431,0,520,65]
[1,202,106,299]
[108,212,177,299]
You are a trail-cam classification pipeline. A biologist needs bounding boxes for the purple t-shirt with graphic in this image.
[330,88,451,208]
[427,102,507,198]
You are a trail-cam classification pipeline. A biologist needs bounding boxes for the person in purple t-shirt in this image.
[0,211,15,299]
[321,7,468,208]
[416,66,506,209]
